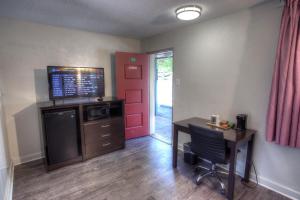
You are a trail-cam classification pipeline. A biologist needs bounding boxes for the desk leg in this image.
[242,135,255,182]
[228,142,237,200]
[172,124,179,168]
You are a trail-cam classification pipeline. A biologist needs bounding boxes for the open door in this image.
[151,50,173,144]
[116,52,150,140]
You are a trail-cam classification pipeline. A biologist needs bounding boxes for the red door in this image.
[116,52,149,140]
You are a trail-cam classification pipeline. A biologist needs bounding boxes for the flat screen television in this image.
[47,66,105,100]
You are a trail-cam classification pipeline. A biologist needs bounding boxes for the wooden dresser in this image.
[38,97,125,171]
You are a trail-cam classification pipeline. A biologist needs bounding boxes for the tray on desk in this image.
[206,122,231,130]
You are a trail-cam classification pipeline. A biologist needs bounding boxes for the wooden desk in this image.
[172,117,256,200]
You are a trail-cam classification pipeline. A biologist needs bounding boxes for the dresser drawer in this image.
[83,117,125,159]
[85,137,124,159]
[83,117,124,144]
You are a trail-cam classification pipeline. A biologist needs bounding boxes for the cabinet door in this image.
[44,109,81,165]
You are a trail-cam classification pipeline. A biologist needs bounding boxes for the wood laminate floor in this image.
[154,116,172,143]
[13,137,290,200]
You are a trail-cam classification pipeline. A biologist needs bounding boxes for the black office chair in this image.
[189,124,229,193]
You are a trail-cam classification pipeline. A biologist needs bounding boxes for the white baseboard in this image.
[251,175,300,200]
[176,144,300,200]
[4,161,14,200]
[12,152,43,166]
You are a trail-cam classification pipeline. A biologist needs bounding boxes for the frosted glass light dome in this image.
[176,5,202,21]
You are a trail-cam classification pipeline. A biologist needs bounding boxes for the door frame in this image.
[147,48,174,145]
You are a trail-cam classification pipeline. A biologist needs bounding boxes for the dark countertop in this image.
[37,97,124,109]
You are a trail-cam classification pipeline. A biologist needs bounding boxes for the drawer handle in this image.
[102,142,111,147]
[102,134,111,138]
[101,124,110,128]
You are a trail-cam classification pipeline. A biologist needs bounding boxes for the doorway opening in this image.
[150,50,173,144]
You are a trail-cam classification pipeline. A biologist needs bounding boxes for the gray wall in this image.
[142,1,300,199]
[0,18,141,165]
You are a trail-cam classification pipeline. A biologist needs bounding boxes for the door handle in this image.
[101,124,110,128]
[101,134,111,138]
[102,142,111,147]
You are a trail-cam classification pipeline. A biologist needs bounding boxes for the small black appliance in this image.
[236,114,247,131]
[84,104,110,121]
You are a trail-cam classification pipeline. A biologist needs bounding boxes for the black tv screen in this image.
[47,66,105,100]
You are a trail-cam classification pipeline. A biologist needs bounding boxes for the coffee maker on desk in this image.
[236,114,247,131]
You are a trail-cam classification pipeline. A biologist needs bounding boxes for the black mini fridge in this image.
[43,109,81,166]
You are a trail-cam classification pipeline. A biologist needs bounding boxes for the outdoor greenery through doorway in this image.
[154,51,173,143]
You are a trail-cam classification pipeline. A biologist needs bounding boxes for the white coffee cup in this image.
[210,114,220,125]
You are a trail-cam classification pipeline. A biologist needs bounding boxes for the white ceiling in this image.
[0,0,269,39]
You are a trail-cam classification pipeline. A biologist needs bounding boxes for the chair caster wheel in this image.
[194,168,200,173]
[220,189,226,195]
[196,175,203,185]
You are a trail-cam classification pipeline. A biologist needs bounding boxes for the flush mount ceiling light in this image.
[175,5,202,21]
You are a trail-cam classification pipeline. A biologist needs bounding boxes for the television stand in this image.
[38,97,125,171]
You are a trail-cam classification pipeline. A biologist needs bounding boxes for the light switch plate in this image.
[175,78,181,86]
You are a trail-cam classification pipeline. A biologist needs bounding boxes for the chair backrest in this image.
[189,124,227,164]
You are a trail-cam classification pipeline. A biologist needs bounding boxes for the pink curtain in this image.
[266,0,300,148]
